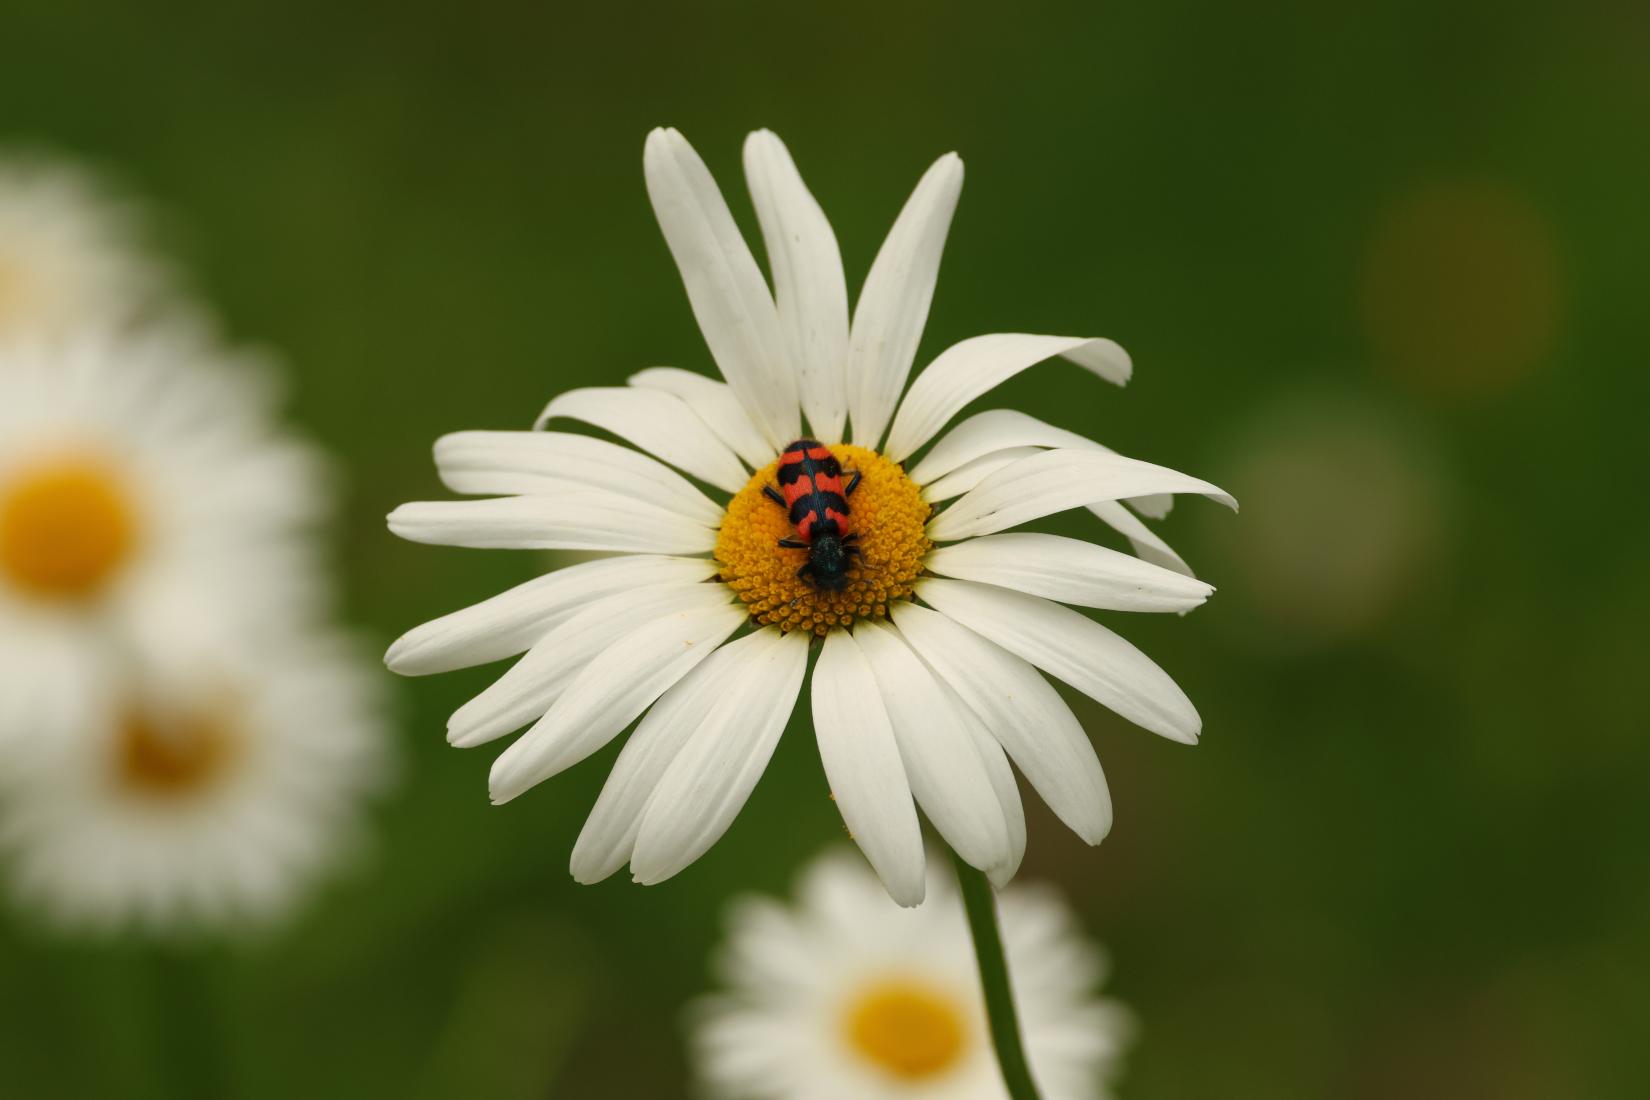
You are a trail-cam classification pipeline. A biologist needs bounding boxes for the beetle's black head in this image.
[806,535,852,591]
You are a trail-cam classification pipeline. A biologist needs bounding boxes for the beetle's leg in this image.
[844,470,862,497]
[777,537,807,549]
[796,563,813,580]
[763,485,786,508]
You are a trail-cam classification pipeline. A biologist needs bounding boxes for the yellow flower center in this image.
[0,455,139,601]
[716,444,930,636]
[844,978,970,1081]
[115,703,239,799]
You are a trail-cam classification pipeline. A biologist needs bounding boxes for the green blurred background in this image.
[3,1,1646,1096]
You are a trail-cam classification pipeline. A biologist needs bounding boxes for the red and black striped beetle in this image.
[763,439,863,591]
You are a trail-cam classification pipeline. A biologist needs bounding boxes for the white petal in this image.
[885,334,1129,462]
[644,127,798,448]
[488,601,747,803]
[889,600,1111,844]
[1060,338,1135,385]
[571,629,786,884]
[629,630,810,884]
[386,555,718,676]
[434,430,722,525]
[1088,500,1196,578]
[854,620,1014,879]
[534,385,748,493]
[387,493,717,554]
[957,698,1026,888]
[910,407,1117,484]
[1126,493,1174,520]
[743,130,849,442]
[846,153,964,450]
[809,630,926,906]
[921,446,1041,503]
[908,409,1175,519]
[447,583,733,748]
[917,577,1201,744]
[627,367,772,468]
[927,448,1236,542]
[711,894,819,992]
[926,533,1212,613]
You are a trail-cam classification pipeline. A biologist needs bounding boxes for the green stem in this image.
[951,850,1044,1100]
[147,944,226,1100]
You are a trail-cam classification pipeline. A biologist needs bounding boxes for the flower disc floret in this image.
[716,444,930,636]
[0,456,137,601]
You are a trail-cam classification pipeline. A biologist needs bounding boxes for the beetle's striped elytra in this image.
[763,439,864,591]
[715,444,930,635]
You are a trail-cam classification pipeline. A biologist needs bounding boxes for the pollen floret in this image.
[717,444,930,636]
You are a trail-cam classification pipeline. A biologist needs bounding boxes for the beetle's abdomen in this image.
[777,439,851,542]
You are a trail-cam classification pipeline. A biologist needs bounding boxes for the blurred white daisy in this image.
[693,849,1133,1100]
[0,331,325,752]
[388,127,1234,905]
[0,629,389,934]
[0,153,175,343]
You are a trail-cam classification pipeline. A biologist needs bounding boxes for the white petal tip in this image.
[530,396,566,431]
[1061,337,1134,386]
[569,864,611,887]
[1077,816,1114,846]
[446,727,484,748]
[930,154,965,190]
[644,127,691,162]
[445,708,484,745]
[487,770,529,805]
[881,878,927,908]
[383,632,438,676]
[1205,488,1239,512]
[963,853,1019,890]
[386,504,439,542]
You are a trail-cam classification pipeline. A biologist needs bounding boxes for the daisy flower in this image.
[0,152,175,343]
[387,128,1235,906]
[0,628,390,934]
[693,848,1133,1100]
[0,331,325,752]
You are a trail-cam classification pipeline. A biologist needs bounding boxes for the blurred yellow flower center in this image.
[0,456,138,601]
[116,704,239,799]
[844,978,969,1080]
[717,444,930,636]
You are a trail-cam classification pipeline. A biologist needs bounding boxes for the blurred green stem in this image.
[951,851,1044,1100]
[147,945,225,1100]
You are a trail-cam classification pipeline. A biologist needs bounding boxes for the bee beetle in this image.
[763,439,862,591]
